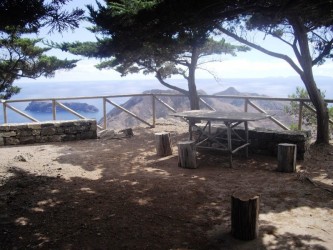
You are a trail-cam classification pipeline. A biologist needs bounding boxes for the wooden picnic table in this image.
[171,110,270,167]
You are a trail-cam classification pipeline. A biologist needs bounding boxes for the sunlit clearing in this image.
[121,180,139,185]
[1,145,104,181]
[63,164,103,180]
[15,217,30,226]
[104,178,119,183]
[0,172,15,186]
[143,167,170,176]
[37,198,62,207]
[34,233,50,244]
[31,207,44,212]
[80,187,96,194]
[191,175,206,181]
[261,206,333,247]
[146,155,176,165]
[134,197,152,206]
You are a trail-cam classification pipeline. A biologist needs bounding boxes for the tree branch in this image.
[196,66,221,82]
[155,71,188,96]
[218,26,304,76]
[291,37,304,68]
[174,60,190,67]
[312,39,333,65]
[270,32,293,47]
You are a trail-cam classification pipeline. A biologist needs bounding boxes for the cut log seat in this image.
[177,140,197,169]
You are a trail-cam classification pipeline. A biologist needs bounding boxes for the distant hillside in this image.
[99,89,220,129]
[100,88,292,130]
[214,87,285,110]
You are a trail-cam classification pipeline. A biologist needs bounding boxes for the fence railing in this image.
[1,94,333,131]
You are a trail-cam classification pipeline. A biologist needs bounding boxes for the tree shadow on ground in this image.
[0,168,211,249]
[208,224,328,250]
[1,128,332,249]
[300,143,333,193]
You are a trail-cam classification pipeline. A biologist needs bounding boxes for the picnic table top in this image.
[171,110,270,122]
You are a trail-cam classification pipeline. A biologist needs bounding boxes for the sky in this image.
[16,0,333,84]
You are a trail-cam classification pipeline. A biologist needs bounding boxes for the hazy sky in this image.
[17,0,333,83]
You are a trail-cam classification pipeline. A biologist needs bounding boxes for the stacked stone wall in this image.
[0,119,97,146]
[247,128,311,160]
[205,126,311,160]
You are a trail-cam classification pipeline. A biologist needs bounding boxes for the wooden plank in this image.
[55,101,87,119]
[5,104,39,122]
[105,99,153,127]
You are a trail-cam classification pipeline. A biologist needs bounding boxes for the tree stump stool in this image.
[231,192,259,241]
[119,128,134,137]
[277,143,297,173]
[177,140,197,169]
[154,132,173,157]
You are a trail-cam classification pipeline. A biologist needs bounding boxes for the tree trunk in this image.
[291,18,330,144]
[188,76,199,110]
[302,76,330,144]
[188,47,200,110]
[220,20,330,144]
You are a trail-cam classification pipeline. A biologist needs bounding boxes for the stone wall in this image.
[0,119,97,146]
[196,126,311,160]
[247,128,311,160]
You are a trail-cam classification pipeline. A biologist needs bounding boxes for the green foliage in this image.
[109,0,157,16]
[198,38,249,57]
[0,0,84,99]
[285,87,330,129]
[0,34,78,99]
[0,0,84,33]
[243,1,333,66]
[181,0,333,143]
[289,123,299,131]
[55,41,101,58]
[59,0,250,109]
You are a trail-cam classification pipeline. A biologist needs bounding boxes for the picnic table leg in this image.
[226,122,233,168]
[188,119,194,140]
[244,121,249,158]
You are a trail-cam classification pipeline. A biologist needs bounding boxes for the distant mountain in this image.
[100,88,292,130]
[100,89,208,129]
[214,87,285,110]
[25,101,99,113]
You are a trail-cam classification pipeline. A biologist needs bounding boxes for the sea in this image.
[1,76,332,124]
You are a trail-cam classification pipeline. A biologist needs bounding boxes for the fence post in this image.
[244,98,249,112]
[103,97,107,130]
[3,101,7,123]
[152,95,156,128]
[298,101,303,130]
[52,99,56,120]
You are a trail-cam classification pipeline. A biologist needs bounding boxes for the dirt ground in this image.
[1,122,333,250]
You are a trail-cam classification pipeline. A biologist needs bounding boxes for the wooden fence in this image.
[1,94,333,131]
